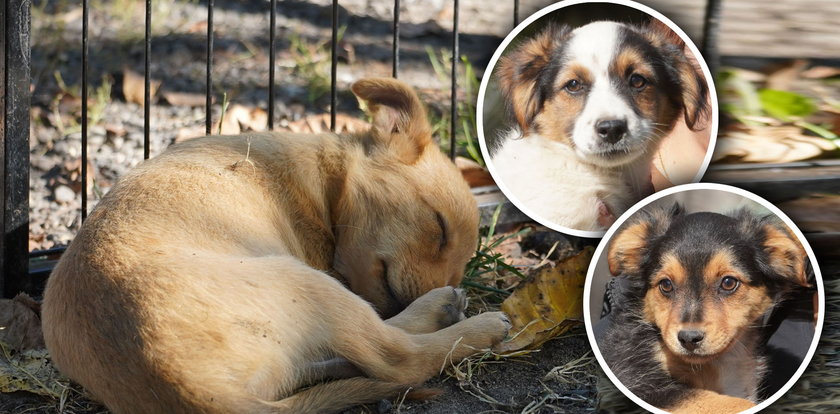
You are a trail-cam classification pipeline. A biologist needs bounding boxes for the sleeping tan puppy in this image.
[42,78,510,414]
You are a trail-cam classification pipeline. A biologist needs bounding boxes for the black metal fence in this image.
[2,0,726,298]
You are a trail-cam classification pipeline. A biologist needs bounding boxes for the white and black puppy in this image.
[490,20,708,232]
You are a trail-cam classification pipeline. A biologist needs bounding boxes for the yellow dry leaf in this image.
[0,342,65,397]
[122,66,160,107]
[496,246,593,353]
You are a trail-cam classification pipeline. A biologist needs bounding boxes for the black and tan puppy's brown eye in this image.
[629,74,647,89]
[564,79,584,93]
[720,276,740,292]
[658,278,674,294]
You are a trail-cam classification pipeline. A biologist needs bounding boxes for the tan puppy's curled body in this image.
[42,79,510,414]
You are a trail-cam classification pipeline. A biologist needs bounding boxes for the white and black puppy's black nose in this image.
[595,119,628,144]
[677,329,705,351]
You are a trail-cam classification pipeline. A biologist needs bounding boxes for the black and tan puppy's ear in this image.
[497,23,572,134]
[736,210,810,287]
[607,203,683,276]
[642,19,709,130]
[351,78,431,164]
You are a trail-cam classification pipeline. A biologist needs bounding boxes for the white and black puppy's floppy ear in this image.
[733,209,810,288]
[641,19,710,130]
[497,23,573,134]
[607,203,684,276]
[351,78,431,164]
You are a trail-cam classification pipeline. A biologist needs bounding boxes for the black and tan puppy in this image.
[599,203,812,413]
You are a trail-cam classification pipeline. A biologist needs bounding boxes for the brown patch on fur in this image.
[640,20,708,130]
[607,221,649,275]
[497,24,572,133]
[533,64,592,145]
[610,48,681,132]
[762,224,809,286]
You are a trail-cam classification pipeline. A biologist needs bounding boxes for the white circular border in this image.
[582,182,826,414]
[476,0,720,238]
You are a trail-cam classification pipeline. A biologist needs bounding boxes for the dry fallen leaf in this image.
[764,59,808,91]
[496,247,593,353]
[455,157,494,188]
[162,91,209,107]
[122,66,161,107]
[0,294,45,352]
[801,66,840,79]
[713,125,838,163]
[0,343,65,397]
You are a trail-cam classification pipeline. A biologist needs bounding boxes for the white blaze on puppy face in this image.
[564,22,652,167]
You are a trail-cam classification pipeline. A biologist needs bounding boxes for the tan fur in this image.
[762,225,809,287]
[668,389,757,414]
[41,78,510,414]
[607,221,650,275]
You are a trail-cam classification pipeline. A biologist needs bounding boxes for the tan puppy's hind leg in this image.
[308,286,472,383]
[327,306,510,385]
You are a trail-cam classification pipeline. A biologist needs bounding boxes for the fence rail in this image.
[1,0,727,298]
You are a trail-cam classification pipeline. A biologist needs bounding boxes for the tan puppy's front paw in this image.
[458,311,511,349]
[386,286,468,333]
[423,286,468,328]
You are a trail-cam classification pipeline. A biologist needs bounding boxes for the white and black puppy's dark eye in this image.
[564,79,584,94]
[720,276,740,292]
[629,74,647,89]
[658,278,674,295]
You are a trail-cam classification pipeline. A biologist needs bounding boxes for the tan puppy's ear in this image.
[734,210,810,287]
[642,19,709,131]
[497,23,572,134]
[351,78,431,164]
[607,203,682,276]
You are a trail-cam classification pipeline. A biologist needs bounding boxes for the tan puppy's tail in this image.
[257,378,420,413]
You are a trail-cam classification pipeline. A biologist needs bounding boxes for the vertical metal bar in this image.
[701,0,721,76]
[81,0,89,221]
[392,0,399,78]
[513,0,520,27]
[268,0,277,130]
[2,0,32,297]
[143,0,151,159]
[449,0,459,161]
[330,0,338,131]
[206,0,214,135]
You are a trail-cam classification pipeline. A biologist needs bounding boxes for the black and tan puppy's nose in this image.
[677,330,705,351]
[595,119,628,143]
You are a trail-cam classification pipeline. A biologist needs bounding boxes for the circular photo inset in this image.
[477,0,718,237]
[584,183,824,414]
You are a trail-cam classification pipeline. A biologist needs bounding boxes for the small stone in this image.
[54,185,76,204]
[376,399,392,414]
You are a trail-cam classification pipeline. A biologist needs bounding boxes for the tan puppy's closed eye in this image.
[42,78,508,414]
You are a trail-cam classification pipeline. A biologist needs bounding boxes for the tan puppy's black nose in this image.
[677,330,705,351]
[595,119,627,144]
